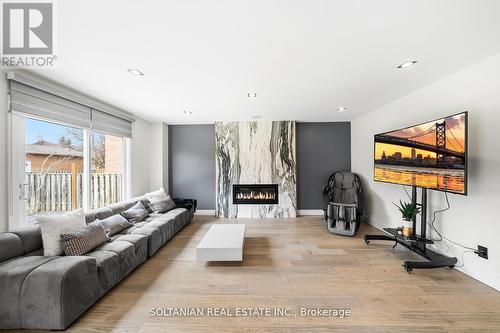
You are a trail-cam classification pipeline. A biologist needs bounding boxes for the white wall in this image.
[148,122,169,192]
[352,53,500,291]
[130,118,154,197]
[0,73,8,232]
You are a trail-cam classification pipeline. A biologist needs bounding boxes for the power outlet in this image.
[477,245,488,259]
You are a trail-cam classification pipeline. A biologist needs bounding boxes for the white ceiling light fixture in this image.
[252,115,262,119]
[337,106,347,113]
[126,68,144,76]
[397,61,418,69]
[247,92,257,98]
[184,110,192,115]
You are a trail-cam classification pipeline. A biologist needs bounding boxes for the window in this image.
[91,132,125,208]
[16,117,129,226]
[25,118,84,223]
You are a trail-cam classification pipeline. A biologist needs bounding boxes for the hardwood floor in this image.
[19,216,500,332]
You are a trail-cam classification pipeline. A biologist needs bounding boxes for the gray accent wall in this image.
[296,122,351,210]
[168,124,215,210]
[168,122,350,211]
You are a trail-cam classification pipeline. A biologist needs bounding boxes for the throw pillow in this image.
[145,188,168,203]
[140,199,154,214]
[37,209,86,256]
[120,201,149,223]
[148,197,176,214]
[61,221,110,256]
[99,214,133,236]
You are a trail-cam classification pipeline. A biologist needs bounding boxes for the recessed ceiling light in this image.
[247,92,257,98]
[252,115,262,119]
[337,106,347,113]
[397,61,418,69]
[126,69,144,76]
[184,110,192,115]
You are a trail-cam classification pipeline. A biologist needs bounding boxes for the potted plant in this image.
[394,200,421,237]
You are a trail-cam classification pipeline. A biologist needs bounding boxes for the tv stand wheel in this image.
[446,265,454,270]
[365,239,370,245]
[403,266,413,274]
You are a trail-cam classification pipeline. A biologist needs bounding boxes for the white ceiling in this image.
[31,0,500,124]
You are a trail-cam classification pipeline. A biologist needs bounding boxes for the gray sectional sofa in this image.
[0,195,195,330]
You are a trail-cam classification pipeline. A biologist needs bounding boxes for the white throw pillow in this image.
[145,188,169,203]
[37,209,86,256]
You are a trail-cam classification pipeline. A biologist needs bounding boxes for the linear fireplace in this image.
[233,184,279,205]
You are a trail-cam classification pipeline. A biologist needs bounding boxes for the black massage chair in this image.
[322,171,364,236]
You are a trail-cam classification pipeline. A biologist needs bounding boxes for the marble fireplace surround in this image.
[215,121,297,218]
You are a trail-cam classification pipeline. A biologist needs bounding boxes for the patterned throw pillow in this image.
[148,197,176,214]
[120,201,149,223]
[99,214,133,236]
[60,221,110,256]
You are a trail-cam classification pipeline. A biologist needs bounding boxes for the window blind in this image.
[9,80,92,128]
[7,72,134,137]
[92,109,133,138]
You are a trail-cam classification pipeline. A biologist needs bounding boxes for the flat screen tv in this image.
[374,112,468,195]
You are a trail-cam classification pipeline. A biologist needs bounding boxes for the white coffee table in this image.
[196,224,245,262]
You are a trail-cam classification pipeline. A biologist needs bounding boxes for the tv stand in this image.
[364,187,457,273]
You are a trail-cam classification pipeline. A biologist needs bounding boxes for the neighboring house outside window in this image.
[26,140,83,173]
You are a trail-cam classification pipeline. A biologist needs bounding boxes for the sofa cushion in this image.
[120,201,149,224]
[133,221,148,228]
[61,221,110,256]
[107,202,127,215]
[147,219,175,244]
[162,208,191,229]
[85,212,96,224]
[84,250,121,294]
[0,233,24,263]
[37,209,86,256]
[93,241,137,277]
[99,214,132,236]
[20,256,100,330]
[114,234,148,265]
[128,225,163,257]
[93,207,114,221]
[9,225,43,254]
[0,256,57,328]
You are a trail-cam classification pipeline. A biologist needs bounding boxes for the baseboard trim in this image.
[195,210,216,216]
[297,209,324,216]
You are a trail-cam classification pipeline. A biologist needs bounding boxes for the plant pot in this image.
[402,226,413,237]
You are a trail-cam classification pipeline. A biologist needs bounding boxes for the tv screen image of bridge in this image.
[374,113,466,194]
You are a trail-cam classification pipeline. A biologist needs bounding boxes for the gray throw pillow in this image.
[60,221,110,256]
[148,197,176,214]
[120,201,149,223]
[99,214,132,236]
[140,199,154,214]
